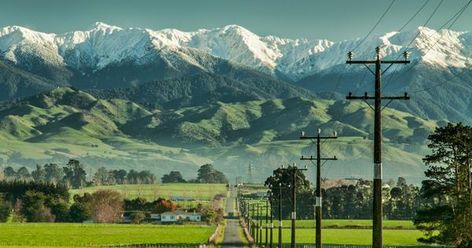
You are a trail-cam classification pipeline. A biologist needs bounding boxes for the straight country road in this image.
[222,186,247,248]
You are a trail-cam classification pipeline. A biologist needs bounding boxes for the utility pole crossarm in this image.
[380,60,410,64]
[346,92,410,100]
[346,60,376,64]
[300,156,337,161]
[347,60,410,64]
[300,136,337,140]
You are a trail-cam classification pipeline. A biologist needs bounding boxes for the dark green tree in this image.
[196,164,228,184]
[16,167,31,181]
[0,197,12,222]
[93,167,109,185]
[111,169,127,184]
[414,123,472,247]
[48,198,70,222]
[161,171,186,183]
[3,166,16,181]
[21,191,55,222]
[138,170,155,184]
[69,202,91,223]
[44,163,63,185]
[31,165,46,183]
[127,170,140,184]
[264,166,312,218]
[63,159,87,189]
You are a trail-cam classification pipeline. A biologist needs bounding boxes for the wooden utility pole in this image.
[259,204,263,247]
[251,203,259,245]
[269,193,274,248]
[345,47,410,248]
[300,129,338,248]
[278,182,283,248]
[265,200,269,248]
[280,164,307,248]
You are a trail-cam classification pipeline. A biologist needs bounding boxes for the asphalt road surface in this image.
[222,186,246,248]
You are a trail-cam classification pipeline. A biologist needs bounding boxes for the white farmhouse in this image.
[160,210,201,223]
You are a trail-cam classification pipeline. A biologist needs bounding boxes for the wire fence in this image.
[104,243,211,248]
[278,244,450,248]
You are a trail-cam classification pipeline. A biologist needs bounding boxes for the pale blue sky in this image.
[0,0,470,40]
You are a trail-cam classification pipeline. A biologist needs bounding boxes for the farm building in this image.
[160,210,201,223]
[150,213,161,221]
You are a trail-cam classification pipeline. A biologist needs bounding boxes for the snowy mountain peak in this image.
[90,22,123,33]
[0,23,470,80]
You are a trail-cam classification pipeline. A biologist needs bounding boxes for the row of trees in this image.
[1,160,156,189]
[1,160,87,189]
[0,181,210,224]
[264,174,419,220]
[2,162,226,188]
[161,164,228,184]
[0,181,70,222]
[92,167,155,185]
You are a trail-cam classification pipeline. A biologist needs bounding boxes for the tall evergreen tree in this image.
[32,165,46,183]
[93,167,109,185]
[63,159,87,189]
[44,163,63,185]
[414,123,472,247]
[16,167,31,181]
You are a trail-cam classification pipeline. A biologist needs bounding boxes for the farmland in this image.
[0,223,214,247]
[70,183,227,201]
[272,219,416,229]
[273,228,423,245]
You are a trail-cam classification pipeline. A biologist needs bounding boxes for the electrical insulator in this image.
[347,51,353,61]
[403,51,409,61]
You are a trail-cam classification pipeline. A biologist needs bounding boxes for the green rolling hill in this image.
[0,87,436,182]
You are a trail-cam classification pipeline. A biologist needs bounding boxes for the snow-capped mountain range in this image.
[1,22,471,81]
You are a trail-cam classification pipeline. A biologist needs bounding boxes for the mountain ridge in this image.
[0,87,436,182]
[2,23,471,81]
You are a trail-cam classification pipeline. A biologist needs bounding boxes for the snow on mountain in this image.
[0,23,470,80]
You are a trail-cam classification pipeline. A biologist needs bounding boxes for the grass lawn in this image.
[271,228,423,245]
[0,223,214,247]
[70,183,227,201]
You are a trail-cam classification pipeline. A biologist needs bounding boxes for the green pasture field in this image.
[0,223,214,247]
[70,183,227,201]
[272,228,423,245]
[270,219,415,229]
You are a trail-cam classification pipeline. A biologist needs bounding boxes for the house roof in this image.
[161,210,201,216]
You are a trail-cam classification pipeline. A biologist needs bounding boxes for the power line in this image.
[329,0,397,97]
[382,0,445,91]
[351,0,397,53]
[391,0,472,94]
[398,0,430,32]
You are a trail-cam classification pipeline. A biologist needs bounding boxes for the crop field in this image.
[70,183,227,201]
[0,223,215,247]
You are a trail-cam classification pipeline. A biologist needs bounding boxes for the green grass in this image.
[271,219,415,229]
[271,228,423,245]
[70,183,227,201]
[0,223,214,247]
